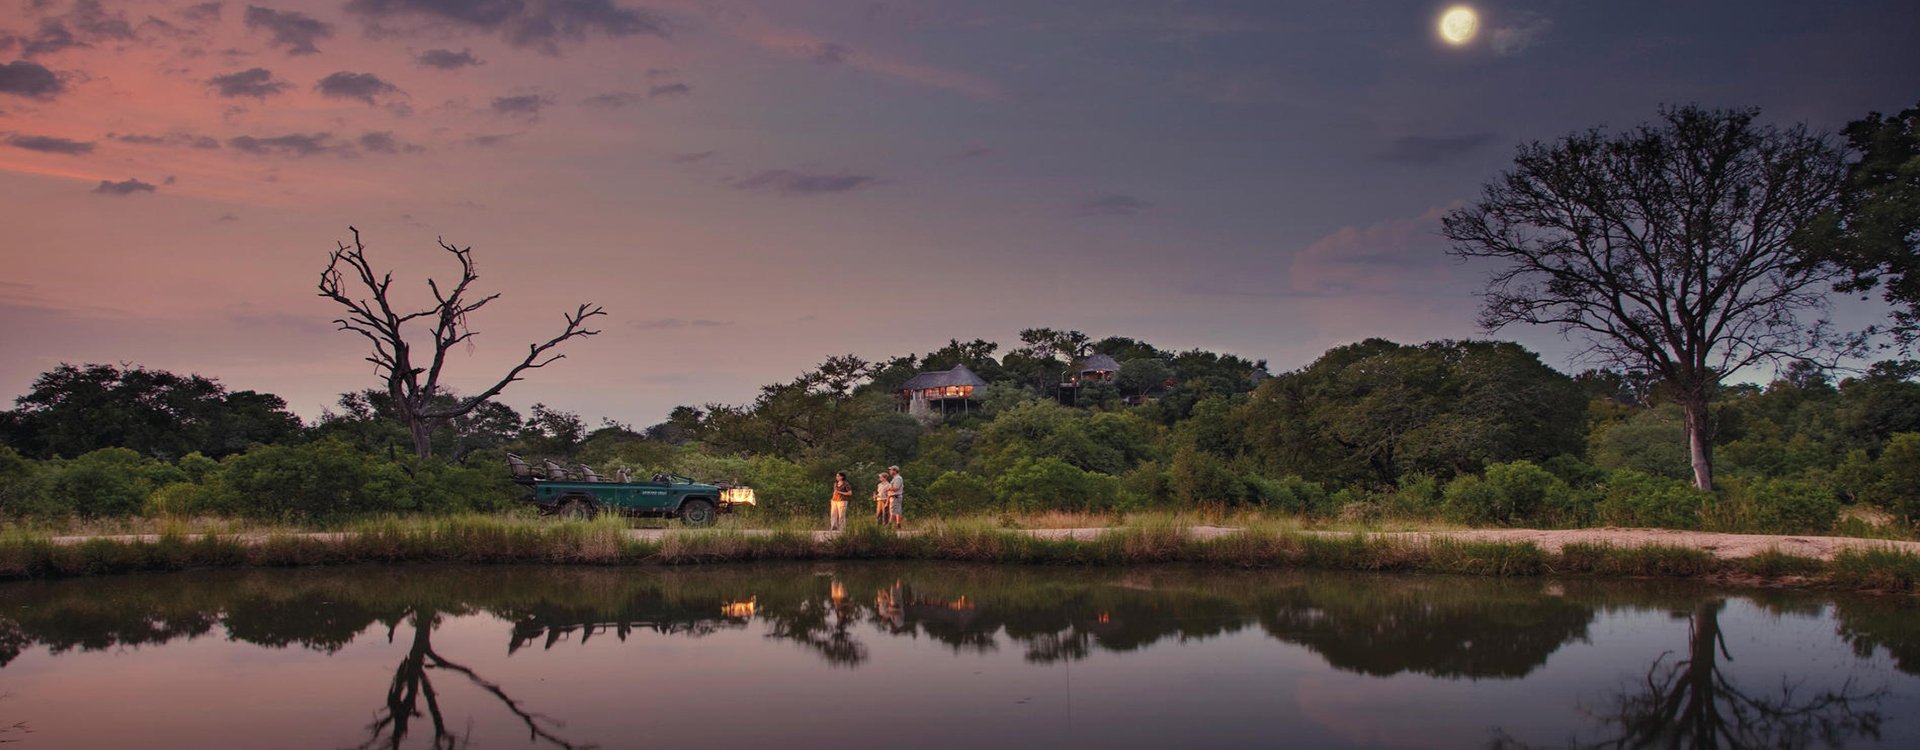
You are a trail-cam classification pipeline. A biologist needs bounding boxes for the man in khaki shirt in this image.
[887,465,904,528]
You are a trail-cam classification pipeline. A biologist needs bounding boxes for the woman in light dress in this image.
[828,471,852,531]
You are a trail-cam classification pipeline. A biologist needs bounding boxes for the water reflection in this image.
[0,565,1914,749]
[364,607,593,750]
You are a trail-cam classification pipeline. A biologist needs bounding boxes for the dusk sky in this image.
[4,0,1918,427]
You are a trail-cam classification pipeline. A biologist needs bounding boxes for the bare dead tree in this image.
[1444,106,1855,490]
[319,227,605,459]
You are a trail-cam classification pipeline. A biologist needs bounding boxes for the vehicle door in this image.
[632,480,675,511]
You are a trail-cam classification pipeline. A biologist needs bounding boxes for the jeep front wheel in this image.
[679,499,717,528]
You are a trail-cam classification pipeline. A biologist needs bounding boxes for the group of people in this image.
[829,466,902,531]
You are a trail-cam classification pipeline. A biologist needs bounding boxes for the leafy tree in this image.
[314,388,523,462]
[1115,358,1173,398]
[216,439,416,519]
[318,227,604,459]
[1588,405,1691,480]
[1444,105,1853,490]
[918,339,1002,381]
[1804,100,1920,348]
[516,403,586,456]
[1241,339,1585,485]
[1,363,300,459]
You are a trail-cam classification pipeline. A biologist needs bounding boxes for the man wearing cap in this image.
[887,465,905,529]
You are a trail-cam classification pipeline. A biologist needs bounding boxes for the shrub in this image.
[1441,461,1572,526]
[992,457,1121,512]
[1167,445,1243,507]
[51,448,157,517]
[0,445,58,518]
[1706,477,1840,534]
[925,471,995,516]
[1870,433,1920,526]
[408,459,522,514]
[144,481,216,516]
[1245,474,1328,515]
[1388,473,1443,516]
[1594,470,1705,529]
[216,439,415,520]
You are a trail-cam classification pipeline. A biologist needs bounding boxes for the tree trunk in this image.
[409,418,434,460]
[1680,392,1714,491]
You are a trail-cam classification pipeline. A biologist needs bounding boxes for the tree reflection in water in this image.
[0,566,1911,748]
[1495,598,1888,749]
[357,607,594,750]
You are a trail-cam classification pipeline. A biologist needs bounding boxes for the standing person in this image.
[828,472,852,531]
[874,472,892,525]
[887,465,905,529]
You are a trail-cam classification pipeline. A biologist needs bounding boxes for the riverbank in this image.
[5,516,1917,593]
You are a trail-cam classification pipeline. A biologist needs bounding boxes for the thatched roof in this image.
[1078,353,1121,374]
[901,364,988,391]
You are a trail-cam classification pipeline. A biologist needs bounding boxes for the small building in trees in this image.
[899,364,988,418]
[1059,353,1122,405]
[1074,354,1121,383]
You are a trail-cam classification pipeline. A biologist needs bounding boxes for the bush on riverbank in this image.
[3,515,1914,595]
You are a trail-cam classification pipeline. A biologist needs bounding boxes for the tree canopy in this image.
[1444,105,1854,490]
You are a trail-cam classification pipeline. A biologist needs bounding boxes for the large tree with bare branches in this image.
[319,227,605,459]
[1443,106,1854,491]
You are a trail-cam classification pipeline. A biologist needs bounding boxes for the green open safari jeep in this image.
[507,453,755,527]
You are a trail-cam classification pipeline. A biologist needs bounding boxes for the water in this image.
[1,564,1915,749]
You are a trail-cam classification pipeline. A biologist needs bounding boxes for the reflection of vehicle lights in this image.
[1097,612,1111,624]
[720,597,756,619]
[721,487,757,506]
[830,580,846,606]
[947,596,973,611]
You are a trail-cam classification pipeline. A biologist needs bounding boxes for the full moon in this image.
[1438,6,1478,45]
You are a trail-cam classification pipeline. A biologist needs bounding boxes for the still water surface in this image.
[1,564,1916,749]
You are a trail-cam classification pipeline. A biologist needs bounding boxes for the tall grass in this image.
[1,514,1916,593]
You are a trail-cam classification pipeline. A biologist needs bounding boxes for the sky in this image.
[3,0,1918,427]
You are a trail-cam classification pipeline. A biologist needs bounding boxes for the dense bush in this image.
[1707,477,1839,534]
[993,456,1125,513]
[1440,461,1573,526]
[1594,471,1706,529]
[924,471,995,516]
[216,440,419,519]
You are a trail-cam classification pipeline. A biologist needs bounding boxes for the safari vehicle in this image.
[507,454,755,527]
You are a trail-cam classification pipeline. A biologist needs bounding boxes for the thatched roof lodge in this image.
[1079,353,1121,380]
[899,364,988,416]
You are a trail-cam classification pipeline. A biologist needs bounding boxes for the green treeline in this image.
[3,334,1919,535]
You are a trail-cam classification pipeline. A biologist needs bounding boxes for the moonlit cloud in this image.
[490,93,551,117]
[227,132,340,157]
[581,91,641,107]
[315,71,402,105]
[415,48,481,69]
[6,133,93,154]
[207,67,287,99]
[93,178,157,195]
[647,82,691,98]
[344,0,669,54]
[111,132,222,149]
[731,169,880,195]
[1490,15,1553,56]
[632,318,733,330]
[358,130,423,154]
[180,3,224,24]
[243,5,334,55]
[0,60,65,99]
